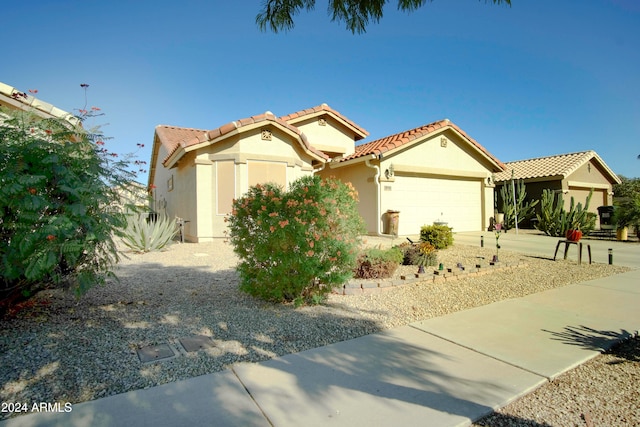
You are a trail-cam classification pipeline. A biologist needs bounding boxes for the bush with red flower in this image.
[0,91,137,310]
[225,175,365,305]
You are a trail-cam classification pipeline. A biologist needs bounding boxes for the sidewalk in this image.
[2,247,638,426]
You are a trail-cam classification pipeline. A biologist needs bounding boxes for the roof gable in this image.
[338,119,505,171]
[280,103,369,140]
[494,150,621,184]
[155,111,329,169]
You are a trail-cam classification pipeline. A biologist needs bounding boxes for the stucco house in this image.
[148,104,368,242]
[319,120,506,235]
[494,151,621,228]
[149,104,505,241]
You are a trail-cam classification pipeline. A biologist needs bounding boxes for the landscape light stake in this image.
[608,248,613,265]
[481,235,484,247]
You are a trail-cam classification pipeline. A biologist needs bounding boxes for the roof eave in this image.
[162,119,328,168]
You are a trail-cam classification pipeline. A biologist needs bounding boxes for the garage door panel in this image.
[388,176,481,234]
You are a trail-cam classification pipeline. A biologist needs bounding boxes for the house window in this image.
[248,161,287,188]
[216,161,235,215]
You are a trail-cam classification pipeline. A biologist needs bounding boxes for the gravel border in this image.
[0,240,635,424]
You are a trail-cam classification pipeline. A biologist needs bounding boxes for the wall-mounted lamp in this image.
[384,163,395,179]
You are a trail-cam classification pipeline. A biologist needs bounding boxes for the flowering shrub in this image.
[0,89,138,309]
[226,175,365,304]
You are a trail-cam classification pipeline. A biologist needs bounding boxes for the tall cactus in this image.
[535,189,595,237]
[499,178,539,230]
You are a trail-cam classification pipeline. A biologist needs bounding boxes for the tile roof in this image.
[494,150,621,183]
[279,103,369,139]
[339,119,506,170]
[157,111,329,167]
[155,125,208,158]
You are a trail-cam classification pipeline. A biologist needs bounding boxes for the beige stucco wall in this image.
[154,125,320,241]
[377,130,495,233]
[566,159,614,207]
[291,116,356,156]
[320,161,379,234]
[323,129,498,235]
[150,147,199,239]
[385,130,496,176]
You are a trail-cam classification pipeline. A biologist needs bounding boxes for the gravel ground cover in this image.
[473,335,640,427]
[0,239,636,424]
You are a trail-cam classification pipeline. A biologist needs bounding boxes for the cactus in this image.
[535,189,595,237]
[499,178,539,230]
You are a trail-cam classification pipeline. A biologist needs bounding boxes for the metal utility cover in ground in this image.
[179,336,215,352]
[137,344,175,363]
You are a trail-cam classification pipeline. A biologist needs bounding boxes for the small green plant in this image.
[535,189,595,237]
[420,224,453,249]
[405,242,437,268]
[119,213,178,253]
[353,247,403,279]
[226,175,365,304]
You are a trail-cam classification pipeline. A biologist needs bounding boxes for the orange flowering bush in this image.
[226,175,365,304]
[1,88,141,309]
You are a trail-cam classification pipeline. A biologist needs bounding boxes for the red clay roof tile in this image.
[339,119,505,171]
[280,103,369,139]
[157,111,329,166]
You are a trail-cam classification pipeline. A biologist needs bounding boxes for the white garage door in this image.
[388,175,482,234]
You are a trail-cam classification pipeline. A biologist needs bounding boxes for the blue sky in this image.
[3,0,639,182]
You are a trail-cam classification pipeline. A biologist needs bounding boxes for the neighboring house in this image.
[319,119,505,235]
[148,104,368,242]
[111,181,149,213]
[149,105,505,241]
[0,82,79,125]
[494,151,621,228]
[1,81,141,212]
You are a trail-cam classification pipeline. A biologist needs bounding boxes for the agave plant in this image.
[119,213,178,253]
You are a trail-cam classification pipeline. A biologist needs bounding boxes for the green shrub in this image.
[420,224,453,249]
[119,213,178,253]
[353,247,402,279]
[226,175,366,304]
[0,100,137,306]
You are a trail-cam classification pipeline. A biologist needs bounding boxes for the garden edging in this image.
[340,261,529,295]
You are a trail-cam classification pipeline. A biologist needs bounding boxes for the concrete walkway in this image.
[2,236,639,427]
